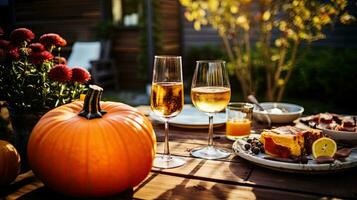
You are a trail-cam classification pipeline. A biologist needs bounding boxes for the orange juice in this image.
[226,119,251,139]
[79,94,86,101]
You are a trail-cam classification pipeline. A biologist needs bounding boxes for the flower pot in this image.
[8,107,44,172]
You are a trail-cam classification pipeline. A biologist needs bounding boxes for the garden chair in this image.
[67,41,119,91]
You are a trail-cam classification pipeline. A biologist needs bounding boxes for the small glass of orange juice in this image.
[226,102,254,140]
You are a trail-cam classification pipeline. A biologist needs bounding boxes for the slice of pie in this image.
[260,126,323,158]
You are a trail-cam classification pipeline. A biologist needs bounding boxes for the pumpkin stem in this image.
[79,85,107,119]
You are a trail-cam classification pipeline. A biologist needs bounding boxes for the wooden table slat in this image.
[134,173,323,200]
[151,155,251,183]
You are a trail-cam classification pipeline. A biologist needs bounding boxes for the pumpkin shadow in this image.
[17,186,134,200]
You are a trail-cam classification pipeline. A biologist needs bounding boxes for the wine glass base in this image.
[153,155,186,169]
[226,130,255,141]
[190,146,231,160]
[226,135,250,141]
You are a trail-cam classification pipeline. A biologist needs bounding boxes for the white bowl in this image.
[253,102,304,124]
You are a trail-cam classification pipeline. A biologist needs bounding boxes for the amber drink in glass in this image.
[226,103,254,140]
[150,55,185,168]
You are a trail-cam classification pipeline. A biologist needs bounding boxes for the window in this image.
[112,0,141,27]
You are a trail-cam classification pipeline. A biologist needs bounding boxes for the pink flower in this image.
[29,43,45,52]
[71,67,91,84]
[8,47,20,60]
[29,50,54,65]
[53,56,67,65]
[39,33,67,47]
[0,40,10,49]
[48,64,72,83]
[9,28,35,45]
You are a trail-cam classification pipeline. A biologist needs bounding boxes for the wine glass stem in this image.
[164,119,171,157]
[208,115,214,147]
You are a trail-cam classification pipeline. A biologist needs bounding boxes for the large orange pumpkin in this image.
[27,85,156,197]
[0,140,21,186]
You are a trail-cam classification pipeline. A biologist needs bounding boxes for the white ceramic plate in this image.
[233,134,357,173]
[317,125,357,144]
[298,114,357,144]
[253,102,304,124]
[150,105,226,128]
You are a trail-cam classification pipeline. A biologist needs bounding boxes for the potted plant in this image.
[0,27,91,171]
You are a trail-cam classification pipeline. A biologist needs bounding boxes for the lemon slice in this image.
[312,137,337,158]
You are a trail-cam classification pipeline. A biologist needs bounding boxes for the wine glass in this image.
[150,55,186,168]
[190,60,231,159]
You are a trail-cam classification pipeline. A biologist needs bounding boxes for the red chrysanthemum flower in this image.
[71,67,91,84]
[9,28,35,45]
[29,50,54,65]
[0,40,10,49]
[48,64,72,83]
[53,56,67,65]
[39,33,67,47]
[8,47,20,60]
[29,43,45,52]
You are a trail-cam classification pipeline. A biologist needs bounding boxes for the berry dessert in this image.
[300,113,357,132]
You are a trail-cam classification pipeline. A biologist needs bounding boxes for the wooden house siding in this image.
[112,0,182,89]
[159,0,181,55]
[13,0,102,44]
[111,29,144,89]
[183,22,221,50]
[10,0,182,90]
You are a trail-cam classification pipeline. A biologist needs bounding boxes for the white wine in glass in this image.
[191,86,231,113]
[150,55,186,168]
[190,60,231,159]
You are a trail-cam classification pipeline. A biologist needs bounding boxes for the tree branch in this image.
[277,40,300,101]
[272,46,287,97]
[221,34,235,63]
[244,29,252,93]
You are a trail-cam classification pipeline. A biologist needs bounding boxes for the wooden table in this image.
[1,111,357,200]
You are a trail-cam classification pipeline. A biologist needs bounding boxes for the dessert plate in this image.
[150,105,226,128]
[317,126,357,143]
[233,134,357,173]
[298,114,357,144]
